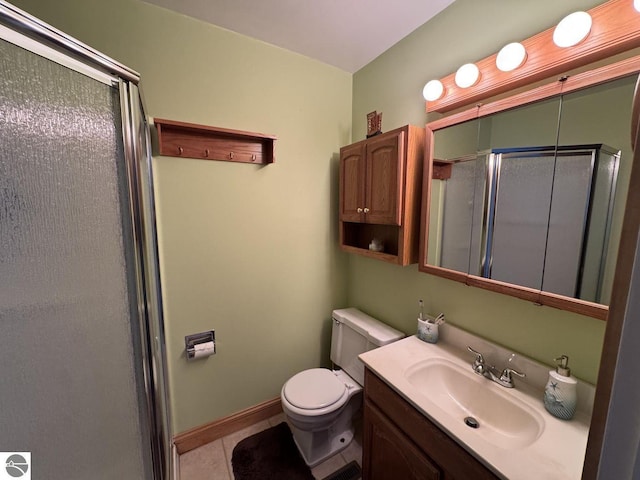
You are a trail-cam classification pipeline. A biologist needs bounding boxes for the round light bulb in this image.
[422,80,445,101]
[455,63,480,89]
[496,42,527,72]
[553,11,592,48]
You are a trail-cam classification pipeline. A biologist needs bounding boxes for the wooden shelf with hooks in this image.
[154,118,276,164]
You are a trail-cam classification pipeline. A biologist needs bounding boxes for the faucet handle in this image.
[467,346,486,374]
[500,367,525,385]
[467,346,484,363]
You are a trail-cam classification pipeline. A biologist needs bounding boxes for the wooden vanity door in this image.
[363,402,441,480]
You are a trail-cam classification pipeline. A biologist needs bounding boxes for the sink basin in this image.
[404,358,544,450]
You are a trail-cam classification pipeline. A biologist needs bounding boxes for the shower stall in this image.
[0,2,170,479]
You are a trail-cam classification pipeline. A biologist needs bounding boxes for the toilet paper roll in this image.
[192,341,215,359]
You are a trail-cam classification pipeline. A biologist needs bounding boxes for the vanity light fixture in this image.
[553,11,593,48]
[422,79,445,101]
[496,42,527,72]
[454,63,480,88]
[423,0,640,113]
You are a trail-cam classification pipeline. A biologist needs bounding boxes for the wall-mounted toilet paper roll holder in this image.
[185,330,216,361]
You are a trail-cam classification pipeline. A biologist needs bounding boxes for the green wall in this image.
[350,0,609,384]
[10,0,352,434]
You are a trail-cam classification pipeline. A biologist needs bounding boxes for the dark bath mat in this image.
[322,460,361,480]
[231,422,314,480]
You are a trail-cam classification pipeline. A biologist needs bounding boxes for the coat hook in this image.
[229,152,234,159]
[251,154,257,161]
[178,146,183,155]
[204,149,210,157]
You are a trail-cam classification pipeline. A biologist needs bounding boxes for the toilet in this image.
[281,308,404,467]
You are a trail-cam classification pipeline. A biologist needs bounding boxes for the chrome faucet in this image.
[467,346,525,388]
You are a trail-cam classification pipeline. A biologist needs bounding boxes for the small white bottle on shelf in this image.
[543,355,578,420]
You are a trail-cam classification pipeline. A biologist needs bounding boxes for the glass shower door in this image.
[488,151,556,289]
[0,35,152,479]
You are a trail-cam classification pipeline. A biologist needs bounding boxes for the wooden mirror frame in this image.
[419,55,640,321]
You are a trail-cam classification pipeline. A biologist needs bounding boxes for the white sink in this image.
[404,358,544,449]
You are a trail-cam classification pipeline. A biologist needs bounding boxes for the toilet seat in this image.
[283,368,348,411]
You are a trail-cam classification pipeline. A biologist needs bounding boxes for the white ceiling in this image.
[142,0,455,72]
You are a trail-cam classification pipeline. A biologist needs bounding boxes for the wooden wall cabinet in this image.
[363,368,498,480]
[339,125,424,265]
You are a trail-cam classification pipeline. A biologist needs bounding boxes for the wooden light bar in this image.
[426,0,640,113]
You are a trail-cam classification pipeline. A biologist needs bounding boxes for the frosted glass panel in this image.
[468,154,489,276]
[0,39,148,479]
[490,153,555,289]
[580,151,619,302]
[542,152,593,298]
[440,160,476,272]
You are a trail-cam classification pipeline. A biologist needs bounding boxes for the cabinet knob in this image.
[364,207,370,213]
[357,208,363,213]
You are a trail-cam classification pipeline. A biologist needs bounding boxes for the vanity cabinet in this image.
[363,368,498,480]
[339,125,424,265]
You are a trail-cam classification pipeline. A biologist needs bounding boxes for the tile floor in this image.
[179,412,363,480]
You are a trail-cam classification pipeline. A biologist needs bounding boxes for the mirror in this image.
[422,61,638,320]
[472,97,562,291]
[552,78,634,304]
[428,119,479,273]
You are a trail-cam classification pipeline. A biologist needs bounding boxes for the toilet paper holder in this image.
[185,330,216,361]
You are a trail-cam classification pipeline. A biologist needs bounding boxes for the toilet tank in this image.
[330,308,404,386]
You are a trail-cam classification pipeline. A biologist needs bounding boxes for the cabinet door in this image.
[340,143,366,222]
[364,402,441,480]
[365,131,404,225]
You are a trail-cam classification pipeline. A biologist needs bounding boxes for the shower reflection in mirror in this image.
[431,144,619,304]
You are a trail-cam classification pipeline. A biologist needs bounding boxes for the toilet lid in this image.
[283,368,347,410]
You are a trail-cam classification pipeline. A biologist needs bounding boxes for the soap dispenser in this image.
[543,355,577,420]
